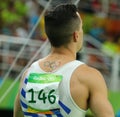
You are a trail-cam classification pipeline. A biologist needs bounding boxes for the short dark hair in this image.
[45,4,81,47]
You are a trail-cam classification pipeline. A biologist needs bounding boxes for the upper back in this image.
[20,60,88,117]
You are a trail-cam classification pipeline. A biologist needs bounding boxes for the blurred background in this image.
[0,0,120,116]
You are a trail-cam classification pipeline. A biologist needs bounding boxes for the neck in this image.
[50,45,76,60]
[39,45,77,72]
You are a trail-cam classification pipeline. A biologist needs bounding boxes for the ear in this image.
[73,31,79,42]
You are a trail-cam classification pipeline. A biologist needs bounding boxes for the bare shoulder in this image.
[75,64,107,93]
[76,64,105,81]
[76,65,115,116]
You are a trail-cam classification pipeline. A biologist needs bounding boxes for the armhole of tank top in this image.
[66,61,87,113]
[61,60,84,96]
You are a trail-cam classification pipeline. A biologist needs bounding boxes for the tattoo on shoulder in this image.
[44,61,61,71]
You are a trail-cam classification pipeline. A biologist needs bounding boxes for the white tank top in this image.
[20,60,87,117]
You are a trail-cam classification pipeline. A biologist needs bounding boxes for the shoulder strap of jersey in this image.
[56,60,84,74]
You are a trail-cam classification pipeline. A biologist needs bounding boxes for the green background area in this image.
[0,78,120,115]
[0,78,19,109]
[109,91,120,114]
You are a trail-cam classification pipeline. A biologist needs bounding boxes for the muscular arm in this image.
[13,69,28,117]
[13,92,24,117]
[87,67,115,117]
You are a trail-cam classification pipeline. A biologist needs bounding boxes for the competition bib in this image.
[26,73,63,113]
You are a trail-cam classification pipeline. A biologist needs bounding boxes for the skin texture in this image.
[13,9,114,117]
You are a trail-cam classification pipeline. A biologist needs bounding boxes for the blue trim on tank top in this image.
[21,88,26,98]
[58,100,71,114]
[20,100,27,109]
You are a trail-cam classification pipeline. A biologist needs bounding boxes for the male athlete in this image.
[13,4,114,117]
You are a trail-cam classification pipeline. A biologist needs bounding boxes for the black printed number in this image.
[48,89,56,104]
[28,88,56,104]
[38,89,47,103]
[28,88,36,103]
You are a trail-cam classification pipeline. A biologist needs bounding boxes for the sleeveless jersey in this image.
[20,60,87,117]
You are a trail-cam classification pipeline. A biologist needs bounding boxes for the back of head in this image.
[45,4,81,47]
